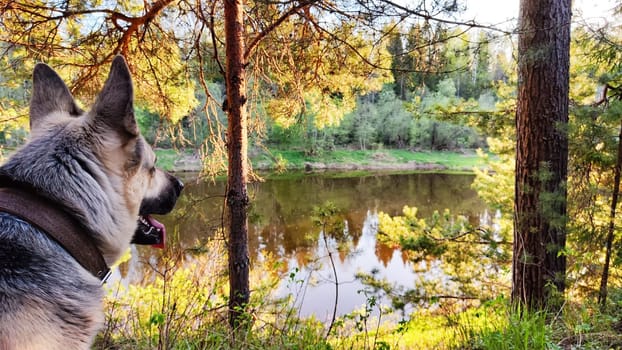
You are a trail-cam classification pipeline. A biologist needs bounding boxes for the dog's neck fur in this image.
[1,57,142,266]
[0,131,135,265]
[0,56,182,350]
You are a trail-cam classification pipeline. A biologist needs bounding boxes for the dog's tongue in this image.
[146,215,166,249]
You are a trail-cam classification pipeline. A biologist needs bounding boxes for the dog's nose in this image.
[166,172,184,196]
[174,178,184,195]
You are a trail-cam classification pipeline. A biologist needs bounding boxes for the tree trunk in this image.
[224,0,250,329]
[598,118,622,308]
[513,0,571,310]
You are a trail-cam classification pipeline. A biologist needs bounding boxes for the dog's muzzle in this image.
[131,175,184,248]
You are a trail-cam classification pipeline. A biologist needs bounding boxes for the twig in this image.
[322,230,339,340]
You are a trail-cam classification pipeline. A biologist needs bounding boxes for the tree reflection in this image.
[127,172,489,317]
[369,206,510,313]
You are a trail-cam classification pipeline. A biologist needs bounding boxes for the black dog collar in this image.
[0,185,111,283]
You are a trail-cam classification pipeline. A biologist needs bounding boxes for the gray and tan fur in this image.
[0,56,183,349]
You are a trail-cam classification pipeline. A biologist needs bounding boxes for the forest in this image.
[2,0,622,349]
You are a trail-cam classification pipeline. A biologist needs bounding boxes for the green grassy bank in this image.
[154,148,487,173]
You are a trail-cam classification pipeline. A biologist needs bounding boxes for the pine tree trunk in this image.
[598,118,622,308]
[224,0,250,329]
[513,0,571,310]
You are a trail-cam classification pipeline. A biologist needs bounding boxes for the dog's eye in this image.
[150,156,158,174]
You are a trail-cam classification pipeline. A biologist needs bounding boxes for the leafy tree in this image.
[347,93,377,150]
[473,32,493,96]
[443,30,475,99]
[409,78,484,150]
[1,1,198,124]
[0,0,510,333]
[566,23,622,308]
[375,89,413,147]
[387,30,409,100]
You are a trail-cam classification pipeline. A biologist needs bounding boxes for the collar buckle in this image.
[100,268,112,285]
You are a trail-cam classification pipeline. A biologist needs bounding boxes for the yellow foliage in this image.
[265,97,304,127]
[258,18,392,129]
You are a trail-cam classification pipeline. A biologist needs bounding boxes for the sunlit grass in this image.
[97,245,622,350]
[96,239,332,349]
[260,148,486,171]
[154,148,187,171]
[155,147,487,173]
[395,150,486,169]
[96,230,622,349]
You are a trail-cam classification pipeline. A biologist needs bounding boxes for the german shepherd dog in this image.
[0,56,183,349]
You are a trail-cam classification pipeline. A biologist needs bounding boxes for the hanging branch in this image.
[244,0,318,60]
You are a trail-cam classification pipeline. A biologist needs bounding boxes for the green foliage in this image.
[556,24,622,299]
[385,24,501,102]
[312,202,341,227]
[407,78,486,151]
[472,139,514,242]
[410,117,482,151]
[470,303,555,350]
[136,107,161,145]
[153,149,187,171]
[97,240,332,350]
[0,49,35,143]
[252,148,484,171]
[366,295,622,350]
[98,241,228,349]
[460,293,622,350]
[264,82,487,154]
[265,121,305,148]
[375,206,510,310]
[261,19,392,130]
[312,201,346,243]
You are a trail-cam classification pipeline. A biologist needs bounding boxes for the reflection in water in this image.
[116,171,488,319]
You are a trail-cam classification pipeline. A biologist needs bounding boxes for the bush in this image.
[410,117,483,151]
[96,239,332,350]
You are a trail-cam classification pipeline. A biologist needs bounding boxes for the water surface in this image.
[115,171,488,320]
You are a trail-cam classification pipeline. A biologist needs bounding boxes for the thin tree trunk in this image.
[598,118,622,308]
[322,231,338,340]
[512,0,571,311]
[224,0,250,330]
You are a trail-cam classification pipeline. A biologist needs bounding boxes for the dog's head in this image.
[29,56,183,251]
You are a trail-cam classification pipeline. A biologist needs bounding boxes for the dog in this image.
[0,55,183,349]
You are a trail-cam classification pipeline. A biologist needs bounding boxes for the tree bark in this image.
[598,118,622,308]
[224,0,250,329]
[512,0,571,310]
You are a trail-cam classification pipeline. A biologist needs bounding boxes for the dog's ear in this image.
[92,55,139,138]
[30,63,83,131]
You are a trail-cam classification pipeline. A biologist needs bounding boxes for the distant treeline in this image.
[132,28,512,155]
[1,28,512,156]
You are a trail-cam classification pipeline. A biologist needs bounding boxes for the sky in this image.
[460,0,619,28]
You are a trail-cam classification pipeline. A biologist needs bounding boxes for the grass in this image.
[154,148,182,171]
[394,150,485,169]
[155,147,487,174]
[98,237,622,350]
[254,148,487,172]
[154,148,196,171]
[97,239,334,350]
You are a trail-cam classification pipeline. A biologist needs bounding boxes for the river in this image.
[112,171,491,321]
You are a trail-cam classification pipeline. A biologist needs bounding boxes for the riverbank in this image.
[155,148,488,173]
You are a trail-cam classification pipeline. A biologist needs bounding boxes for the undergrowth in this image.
[94,238,622,350]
